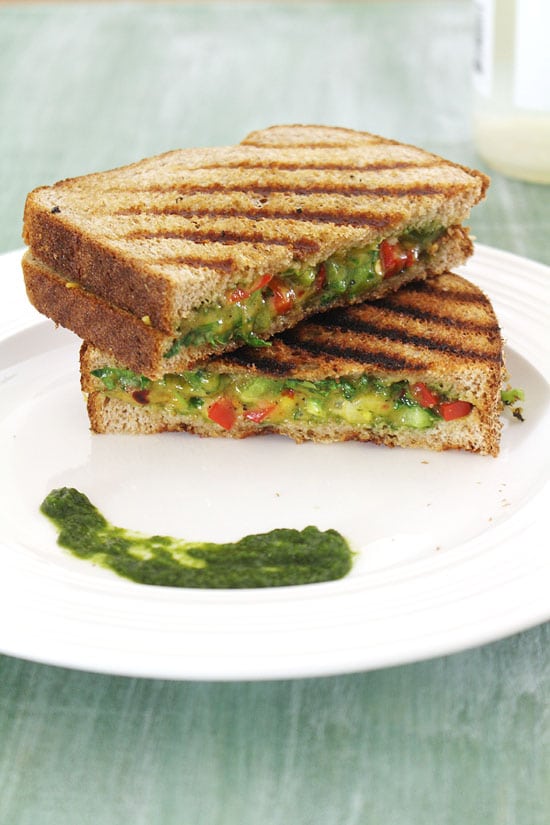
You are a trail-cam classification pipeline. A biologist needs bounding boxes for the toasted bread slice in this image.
[81,272,504,456]
[23,125,488,375]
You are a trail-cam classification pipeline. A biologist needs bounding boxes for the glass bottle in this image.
[472,0,550,183]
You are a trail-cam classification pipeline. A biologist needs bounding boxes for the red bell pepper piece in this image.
[270,278,296,314]
[379,240,416,278]
[243,403,277,423]
[411,382,440,408]
[228,273,273,304]
[439,400,473,421]
[207,397,237,430]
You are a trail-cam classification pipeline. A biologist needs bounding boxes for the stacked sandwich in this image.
[22,125,505,456]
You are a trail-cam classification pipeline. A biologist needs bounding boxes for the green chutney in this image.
[40,488,353,589]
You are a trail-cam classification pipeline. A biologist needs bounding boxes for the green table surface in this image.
[0,2,548,824]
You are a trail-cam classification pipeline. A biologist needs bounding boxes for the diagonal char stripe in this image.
[311,314,503,363]
[98,162,442,190]
[150,255,238,273]
[125,228,322,257]
[278,336,418,371]
[221,350,301,375]
[193,159,440,173]
[180,182,446,198]
[224,339,417,373]
[115,204,402,229]
[399,282,493,304]
[341,299,500,333]
[112,181,451,200]
[241,141,389,149]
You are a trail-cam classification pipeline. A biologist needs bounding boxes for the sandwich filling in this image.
[91,366,474,432]
[166,225,446,357]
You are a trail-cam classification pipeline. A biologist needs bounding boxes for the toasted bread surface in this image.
[81,272,504,456]
[23,225,474,378]
[23,125,488,333]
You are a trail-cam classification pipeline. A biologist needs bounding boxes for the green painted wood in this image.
[0,626,548,825]
[0,3,548,824]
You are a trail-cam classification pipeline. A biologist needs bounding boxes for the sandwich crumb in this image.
[50,206,61,214]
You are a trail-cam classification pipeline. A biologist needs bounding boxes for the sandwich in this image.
[23,124,489,379]
[80,272,505,456]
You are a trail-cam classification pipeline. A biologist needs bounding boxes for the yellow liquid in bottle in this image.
[473,0,550,184]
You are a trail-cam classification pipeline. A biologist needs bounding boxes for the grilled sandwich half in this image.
[23,125,488,379]
[81,272,505,456]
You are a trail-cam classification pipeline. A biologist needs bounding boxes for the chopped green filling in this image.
[501,388,524,406]
[165,226,445,358]
[501,387,525,422]
[91,367,469,432]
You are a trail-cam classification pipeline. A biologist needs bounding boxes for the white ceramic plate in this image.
[0,246,548,680]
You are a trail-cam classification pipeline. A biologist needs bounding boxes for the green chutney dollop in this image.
[40,488,353,589]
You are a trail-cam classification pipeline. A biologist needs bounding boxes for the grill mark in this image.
[338,300,500,334]
[296,183,442,197]
[110,180,451,201]
[115,204,402,230]
[401,282,492,306]
[112,173,447,199]
[278,336,418,371]
[221,350,299,376]
[126,227,321,257]
[99,162,442,190]
[184,182,444,198]
[153,255,238,274]
[187,159,440,173]
[223,340,415,373]
[310,317,502,363]
[241,140,390,149]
